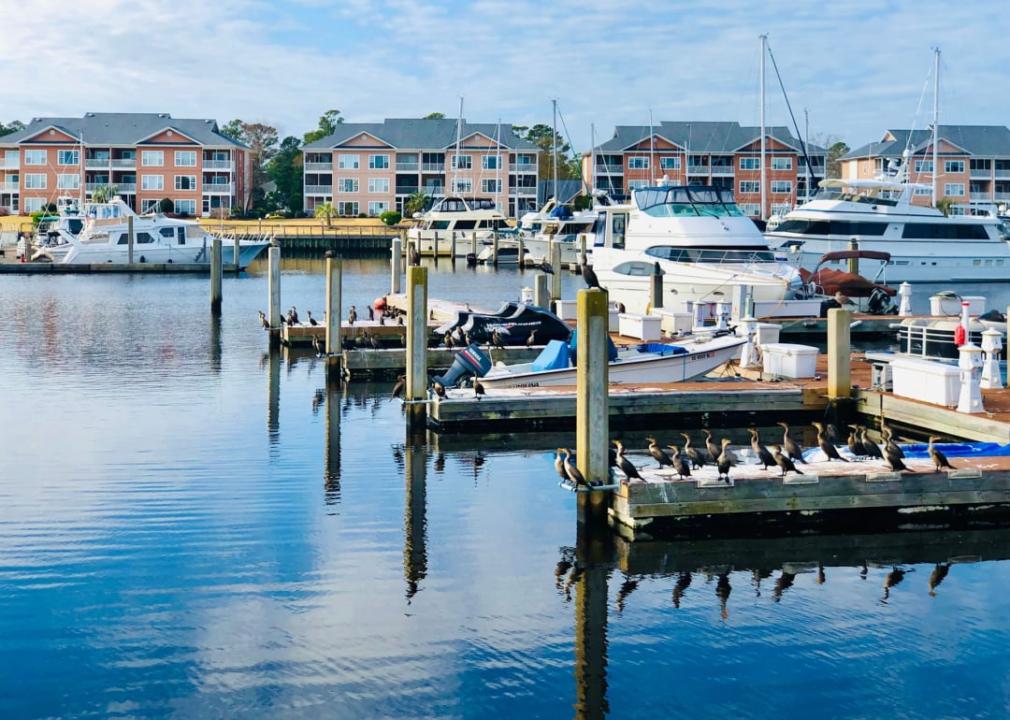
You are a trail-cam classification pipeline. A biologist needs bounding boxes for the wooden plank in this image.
[857,389,1010,444]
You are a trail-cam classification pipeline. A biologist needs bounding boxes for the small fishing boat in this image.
[477,333,745,389]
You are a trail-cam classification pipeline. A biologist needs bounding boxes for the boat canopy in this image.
[634,185,744,218]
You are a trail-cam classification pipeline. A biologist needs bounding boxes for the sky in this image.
[1,0,1008,151]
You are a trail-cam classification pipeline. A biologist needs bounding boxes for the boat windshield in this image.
[635,186,744,218]
[645,246,778,263]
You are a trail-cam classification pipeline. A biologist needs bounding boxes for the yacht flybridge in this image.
[765,178,1010,282]
[407,195,509,258]
[33,198,270,267]
[589,184,808,315]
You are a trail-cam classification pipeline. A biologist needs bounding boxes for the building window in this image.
[738,203,760,216]
[771,180,792,193]
[142,175,164,191]
[142,150,164,167]
[945,160,965,174]
[175,151,197,167]
[338,178,359,193]
[627,180,649,190]
[57,149,79,165]
[56,174,80,189]
[338,201,359,215]
[914,159,934,173]
[141,199,159,212]
[24,149,47,165]
[368,178,389,193]
[368,201,388,216]
[659,156,681,170]
[175,175,197,191]
[739,157,760,170]
[24,173,47,189]
[368,154,389,169]
[944,183,965,197]
[914,186,932,196]
[739,180,760,194]
[338,154,360,169]
[482,155,499,170]
[628,157,649,169]
[451,155,472,170]
[481,179,501,193]
[771,157,792,170]
[24,197,45,212]
[175,199,196,215]
[453,179,472,193]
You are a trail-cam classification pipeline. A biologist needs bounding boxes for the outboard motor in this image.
[433,343,493,388]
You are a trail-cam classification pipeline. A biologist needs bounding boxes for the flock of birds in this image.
[554,421,956,488]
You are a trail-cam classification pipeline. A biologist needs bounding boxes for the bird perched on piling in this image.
[770,444,797,477]
[538,260,554,274]
[613,440,643,481]
[582,261,602,290]
[646,437,673,469]
[928,435,955,471]
[473,379,485,400]
[431,380,447,399]
[408,245,421,266]
[391,374,406,399]
[704,429,720,464]
[290,306,300,324]
[748,427,776,470]
[812,421,848,462]
[258,310,270,331]
[554,449,568,481]
[717,438,736,482]
[776,421,805,464]
[562,448,588,487]
[680,433,706,468]
[667,445,692,479]
[348,306,357,325]
[860,427,884,461]
[307,310,318,327]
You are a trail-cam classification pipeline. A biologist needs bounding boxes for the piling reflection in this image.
[267,347,281,444]
[572,514,614,720]
[403,440,428,603]
[209,312,222,373]
[323,380,341,507]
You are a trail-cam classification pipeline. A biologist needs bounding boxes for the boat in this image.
[795,250,897,315]
[31,197,270,267]
[477,197,605,265]
[434,301,572,346]
[589,184,807,316]
[477,333,746,389]
[765,177,1010,282]
[407,194,510,258]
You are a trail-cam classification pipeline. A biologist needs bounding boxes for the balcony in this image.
[111,158,136,168]
[85,158,110,169]
[396,185,419,195]
[996,169,1010,179]
[304,184,332,195]
[396,161,419,171]
[422,184,445,195]
[203,182,234,195]
[204,159,234,171]
[970,191,992,201]
[422,162,445,172]
[1,181,19,192]
[995,192,1010,201]
[710,165,734,175]
[687,164,709,174]
[970,169,992,180]
[512,163,536,173]
[515,187,538,196]
[304,162,332,173]
[115,183,137,193]
[0,158,19,170]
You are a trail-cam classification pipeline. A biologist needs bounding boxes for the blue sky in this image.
[2,0,1007,151]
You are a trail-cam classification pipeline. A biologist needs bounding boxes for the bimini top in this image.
[633,185,744,218]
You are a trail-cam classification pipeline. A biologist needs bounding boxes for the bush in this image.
[158,198,174,214]
[357,213,367,218]
[0,207,9,217]
[379,210,402,226]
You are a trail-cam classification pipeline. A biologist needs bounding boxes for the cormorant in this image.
[812,421,848,462]
[538,260,554,274]
[473,379,485,400]
[860,427,884,460]
[847,427,863,459]
[680,432,706,468]
[646,436,673,469]
[613,440,643,481]
[526,329,537,348]
[554,448,567,481]
[777,421,805,464]
[368,305,375,321]
[348,306,357,325]
[582,261,602,289]
[307,310,318,326]
[928,435,955,471]
[748,427,775,470]
[491,329,505,350]
[409,244,421,266]
[667,445,692,479]
[258,310,270,330]
[391,374,406,399]
[884,444,909,472]
[290,306,300,324]
[824,422,841,445]
[443,332,455,349]
[369,333,381,350]
[616,302,626,314]
[704,429,719,464]
[883,426,905,459]
[562,448,587,486]
[717,438,735,482]
[770,444,797,477]
[432,380,447,399]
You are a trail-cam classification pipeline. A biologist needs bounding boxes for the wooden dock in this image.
[0,261,232,274]
[771,313,900,339]
[282,320,419,346]
[336,346,543,380]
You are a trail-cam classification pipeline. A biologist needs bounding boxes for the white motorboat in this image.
[407,195,509,257]
[478,333,745,389]
[589,184,804,316]
[33,198,270,267]
[765,177,1010,282]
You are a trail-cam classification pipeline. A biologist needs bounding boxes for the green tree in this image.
[159,198,174,214]
[0,120,25,136]
[266,136,304,215]
[303,110,344,144]
[314,201,338,226]
[218,120,279,211]
[935,197,955,217]
[423,112,445,120]
[220,118,244,143]
[523,123,580,185]
[404,191,428,217]
[92,184,118,203]
[826,140,850,179]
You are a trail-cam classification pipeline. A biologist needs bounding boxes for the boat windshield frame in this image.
[634,186,744,218]
[645,245,779,264]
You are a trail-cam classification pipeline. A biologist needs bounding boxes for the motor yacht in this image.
[478,197,604,266]
[407,195,509,257]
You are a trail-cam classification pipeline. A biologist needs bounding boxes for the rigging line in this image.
[765,41,816,197]
[902,58,934,176]
[555,103,582,196]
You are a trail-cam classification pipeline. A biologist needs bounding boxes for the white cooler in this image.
[761,343,819,379]
[619,313,662,341]
[890,357,960,407]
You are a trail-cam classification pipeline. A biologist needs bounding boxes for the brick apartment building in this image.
[0,113,249,216]
[582,121,826,218]
[840,125,1010,212]
[302,118,540,218]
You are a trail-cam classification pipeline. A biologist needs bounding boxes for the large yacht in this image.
[765,178,1010,282]
[33,198,270,267]
[476,197,604,265]
[407,195,509,257]
[590,185,805,314]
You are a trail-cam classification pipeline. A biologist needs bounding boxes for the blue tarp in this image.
[899,442,1010,459]
[567,329,619,363]
[636,342,689,356]
[532,340,570,371]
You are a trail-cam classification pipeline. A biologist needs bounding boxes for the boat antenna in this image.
[759,33,767,221]
[765,39,817,203]
[454,96,463,200]
[589,123,596,198]
[932,46,940,207]
[804,108,810,202]
[649,108,655,184]
[685,123,691,185]
[551,98,558,204]
[555,103,582,201]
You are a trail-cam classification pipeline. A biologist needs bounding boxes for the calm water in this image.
[3,258,1010,718]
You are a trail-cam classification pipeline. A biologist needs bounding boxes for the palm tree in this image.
[314,201,338,227]
[404,191,428,218]
[935,197,955,217]
[92,184,118,203]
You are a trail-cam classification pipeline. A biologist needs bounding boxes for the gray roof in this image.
[593,121,826,155]
[0,112,245,147]
[537,178,584,206]
[844,125,1010,159]
[303,118,538,151]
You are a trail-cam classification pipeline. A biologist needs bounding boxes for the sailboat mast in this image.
[759,33,767,221]
[454,97,463,197]
[932,47,940,207]
[590,123,596,196]
[551,98,558,203]
[78,129,85,209]
[649,109,655,182]
[804,108,810,202]
[495,118,501,210]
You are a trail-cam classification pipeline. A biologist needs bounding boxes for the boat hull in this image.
[46,240,270,267]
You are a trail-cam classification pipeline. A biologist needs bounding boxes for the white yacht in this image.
[33,198,270,267]
[589,185,806,315]
[765,178,1010,282]
[407,195,509,257]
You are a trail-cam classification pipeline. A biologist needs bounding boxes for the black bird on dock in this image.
[409,244,421,266]
[860,427,884,460]
[812,421,848,462]
[369,333,381,350]
[646,437,673,469]
[770,444,797,477]
[847,427,863,459]
[884,444,909,472]
[432,380,447,399]
[680,432,706,468]
[613,440,643,481]
[704,429,720,464]
[562,448,588,487]
[748,428,776,470]
[928,563,951,597]
[928,435,955,471]
[258,310,270,330]
[490,329,505,350]
[616,301,626,314]
[537,259,554,274]
[473,379,485,400]
[825,422,841,445]
[717,438,735,482]
[307,310,318,326]
[391,374,406,399]
[776,421,805,464]
[883,426,905,459]
[443,332,455,349]
[581,261,602,290]
[667,445,692,479]
[311,333,323,357]
[555,449,568,481]
[347,305,357,325]
[290,306,300,324]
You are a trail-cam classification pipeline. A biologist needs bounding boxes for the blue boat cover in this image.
[567,329,619,363]
[636,342,689,356]
[532,340,570,371]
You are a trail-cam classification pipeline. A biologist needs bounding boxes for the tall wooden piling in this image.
[848,238,859,275]
[827,307,852,399]
[268,245,281,348]
[406,266,429,400]
[551,240,562,305]
[433,232,439,265]
[325,256,342,354]
[577,289,610,497]
[518,235,525,270]
[127,215,135,265]
[210,237,223,314]
[534,274,550,308]
[471,231,478,256]
[390,236,402,294]
[492,228,499,267]
[450,232,457,265]
[233,236,241,274]
[649,266,663,310]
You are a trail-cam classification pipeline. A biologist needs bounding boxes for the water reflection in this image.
[324,381,341,507]
[403,441,428,603]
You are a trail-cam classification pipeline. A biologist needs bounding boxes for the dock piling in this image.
[492,229,499,267]
[534,274,550,308]
[325,256,342,355]
[390,236,403,294]
[579,234,587,266]
[433,232,439,265]
[649,265,663,311]
[827,308,852,399]
[406,265,429,401]
[127,215,135,265]
[981,329,1004,390]
[898,282,912,317]
[958,342,985,413]
[550,240,562,307]
[233,236,241,274]
[577,288,610,495]
[848,238,859,274]
[470,231,478,257]
[450,232,457,267]
[210,237,223,314]
[268,245,281,348]
[518,235,525,270]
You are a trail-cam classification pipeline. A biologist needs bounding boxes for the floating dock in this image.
[337,346,543,380]
[0,261,231,274]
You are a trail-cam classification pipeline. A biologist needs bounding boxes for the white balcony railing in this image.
[1,181,19,192]
[994,192,1010,201]
[422,162,445,172]
[304,162,332,172]
[203,159,234,171]
[710,165,735,175]
[115,183,137,193]
[203,182,234,195]
[396,162,419,171]
[85,158,110,169]
[0,159,19,170]
[111,158,135,168]
[970,170,991,179]
[305,185,333,194]
[970,192,992,201]
[515,187,538,196]
[687,164,709,174]
[996,169,1010,179]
